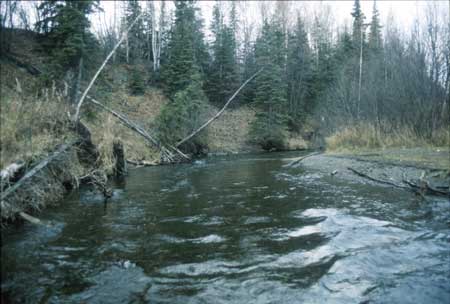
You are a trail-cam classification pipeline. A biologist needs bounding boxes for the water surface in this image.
[2,152,450,303]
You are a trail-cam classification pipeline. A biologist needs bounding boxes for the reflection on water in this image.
[2,152,450,303]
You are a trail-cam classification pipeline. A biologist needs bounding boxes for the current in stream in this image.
[2,152,450,303]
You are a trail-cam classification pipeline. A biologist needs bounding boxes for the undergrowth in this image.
[0,87,73,168]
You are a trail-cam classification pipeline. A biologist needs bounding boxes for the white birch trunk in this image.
[74,12,144,122]
[150,1,157,72]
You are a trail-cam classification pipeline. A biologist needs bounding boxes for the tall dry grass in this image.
[0,88,73,168]
[325,123,449,151]
[87,109,161,174]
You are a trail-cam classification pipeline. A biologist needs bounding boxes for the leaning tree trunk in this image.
[176,68,263,147]
[73,12,144,122]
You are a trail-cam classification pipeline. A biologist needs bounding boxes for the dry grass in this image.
[325,123,449,152]
[205,105,259,153]
[0,85,73,169]
[286,134,309,150]
[85,90,165,173]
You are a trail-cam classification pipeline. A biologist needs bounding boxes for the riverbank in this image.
[292,148,449,197]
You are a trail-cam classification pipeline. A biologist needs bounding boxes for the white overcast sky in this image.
[92,0,448,41]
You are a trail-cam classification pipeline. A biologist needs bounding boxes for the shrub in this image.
[155,72,208,155]
[128,67,145,95]
[249,112,287,151]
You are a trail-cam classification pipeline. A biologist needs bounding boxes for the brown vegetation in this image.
[325,123,450,152]
[0,63,74,168]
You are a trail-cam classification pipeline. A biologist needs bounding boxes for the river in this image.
[2,152,450,303]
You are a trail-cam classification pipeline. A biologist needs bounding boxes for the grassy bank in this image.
[0,64,74,168]
[324,123,450,170]
[326,123,449,151]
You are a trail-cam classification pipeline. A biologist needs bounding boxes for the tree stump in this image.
[113,139,127,177]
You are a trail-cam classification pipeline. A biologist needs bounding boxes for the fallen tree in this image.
[347,167,409,189]
[85,94,189,163]
[73,12,144,122]
[0,140,81,225]
[283,152,322,168]
[1,162,25,190]
[348,166,449,197]
[402,178,448,196]
[70,11,188,163]
[0,140,79,202]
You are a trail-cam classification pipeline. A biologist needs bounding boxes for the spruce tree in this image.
[124,0,145,64]
[240,23,257,105]
[156,70,208,154]
[36,0,100,103]
[158,1,209,153]
[161,1,206,96]
[286,16,314,130]
[192,5,210,76]
[206,2,238,104]
[250,20,288,150]
[351,0,365,50]
[368,0,382,53]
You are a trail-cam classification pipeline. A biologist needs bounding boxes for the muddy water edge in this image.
[1,151,449,303]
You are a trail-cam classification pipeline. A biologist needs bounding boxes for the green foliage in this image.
[161,1,208,97]
[128,66,145,95]
[156,71,208,154]
[351,0,365,48]
[36,1,99,75]
[240,33,257,105]
[206,2,239,105]
[250,20,288,150]
[249,112,287,151]
[368,0,382,53]
[286,16,315,130]
[123,0,145,63]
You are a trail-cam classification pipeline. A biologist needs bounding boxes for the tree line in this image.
[1,0,448,152]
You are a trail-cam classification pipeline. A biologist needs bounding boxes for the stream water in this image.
[2,152,450,303]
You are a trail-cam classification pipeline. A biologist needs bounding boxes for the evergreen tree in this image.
[156,70,208,154]
[351,0,365,49]
[335,28,354,62]
[206,2,238,104]
[250,20,288,150]
[124,0,145,63]
[192,4,210,76]
[240,26,257,105]
[121,1,147,93]
[158,1,210,153]
[309,14,336,111]
[161,0,207,96]
[286,16,314,130]
[128,66,146,95]
[36,0,100,103]
[229,1,239,68]
[368,0,382,53]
